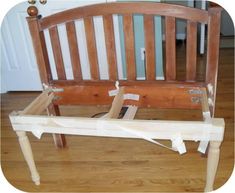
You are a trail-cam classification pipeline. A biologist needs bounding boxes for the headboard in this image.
[26,2,221,114]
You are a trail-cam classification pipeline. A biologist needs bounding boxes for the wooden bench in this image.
[9,2,224,192]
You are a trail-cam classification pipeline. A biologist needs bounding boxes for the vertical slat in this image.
[84,17,99,80]
[66,21,82,80]
[206,8,221,116]
[165,16,176,81]
[103,15,118,80]
[27,17,52,83]
[186,21,197,81]
[49,26,66,80]
[123,14,136,80]
[144,15,156,80]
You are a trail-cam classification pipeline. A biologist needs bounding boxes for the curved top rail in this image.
[38,2,209,30]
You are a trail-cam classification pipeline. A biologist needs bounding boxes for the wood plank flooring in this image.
[1,47,234,192]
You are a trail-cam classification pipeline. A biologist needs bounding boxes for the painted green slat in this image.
[118,15,127,78]
[155,15,164,79]
[134,14,145,78]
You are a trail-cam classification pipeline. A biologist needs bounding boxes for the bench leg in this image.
[204,141,221,192]
[52,133,66,148]
[16,131,40,185]
[48,104,66,148]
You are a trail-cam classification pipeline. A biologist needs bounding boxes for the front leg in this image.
[16,131,40,185]
[204,141,222,192]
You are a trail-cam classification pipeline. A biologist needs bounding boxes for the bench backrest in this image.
[26,2,221,113]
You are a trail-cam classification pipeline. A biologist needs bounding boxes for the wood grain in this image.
[49,26,66,80]
[103,15,117,81]
[165,16,176,81]
[84,17,100,80]
[28,18,66,148]
[51,84,202,109]
[13,4,228,192]
[50,80,205,87]
[27,17,52,83]
[21,91,54,115]
[66,21,82,80]
[47,104,67,148]
[206,8,222,116]
[1,46,234,191]
[39,2,209,30]
[105,87,124,118]
[144,15,156,80]
[123,14,136,80]
[186,21,197,81]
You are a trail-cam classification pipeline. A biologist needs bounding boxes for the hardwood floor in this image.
[1,47,234,192]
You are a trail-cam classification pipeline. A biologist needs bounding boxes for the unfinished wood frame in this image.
[12,2,224,191]
[10,85,224,192]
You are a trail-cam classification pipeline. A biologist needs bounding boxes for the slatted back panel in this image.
[27,2,220,87]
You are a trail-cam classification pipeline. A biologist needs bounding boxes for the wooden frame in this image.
[10,87,224,191]
[9,2,224,191]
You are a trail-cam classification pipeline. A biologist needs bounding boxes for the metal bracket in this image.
[52,95,62,101]
[188,89,203,104]
[188,89,203,95]
[48,87,64,93]
[42,83,64,93]
[191,97,201,104]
